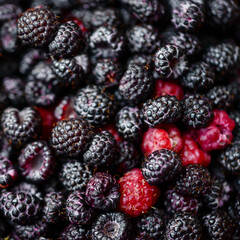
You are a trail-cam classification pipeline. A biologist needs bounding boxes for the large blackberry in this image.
[175,164,211,197]
[141,95,182,127]
[83,130,117,168]
[0,191,42,224]
[164,212,203,240]
[17,6,60,47]
[136,208,164,239]
[142,149,182,185]
[66,191,94,225]
[49,21,85,58]
[91,212,132,240]
[59,160,92,192]
[154,44,188,79]
[218,141,240,175]
[18,141,55,183]
[119,64,154,105]
[0,156,18,189]
[126,25,160,54]
[74,85,116,127]
[116,106,143,142]
[181,62,215,91]
[85,172,120,211]
[51,118,94,157]
[202,210,234,240]
[1,107,41,145]
[59,224,87,240]
[182,94,213,128]
[0,3,21,22]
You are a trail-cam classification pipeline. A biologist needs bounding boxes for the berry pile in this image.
[0,0,240,239]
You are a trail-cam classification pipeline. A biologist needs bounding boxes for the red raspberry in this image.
[102,124,122,143]
[119,168,160,217]
[154,79,184,100]
[180,133,211,167]
[191,110,235,152]
[141,124,183,155]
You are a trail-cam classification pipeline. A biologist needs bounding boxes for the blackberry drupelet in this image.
[207,85,235,110]
[202,210,234,240]
[66,191,94,225]
[164,212,203,240]
[126,24,160,54]
[116,106,143,142]
[43,192,65,223]
[182,94,213,128]
[85,172,120,211]
[59,160,92,192]
[119,64,154,105]
[136,208,164,239]
[59,224,87,240]
[17,6,60,47]
[0,3,21,22]
[51,118,94,157]
[91,212,132,240]
[218,141,240,175]
[18,141,55,183]
[1,107,41,145]
[49,21,85,58]
[83,130,117,168]
[181,62,215,91]
[93,58,123,88]
[141,95,182,127]
[0,156,18,189]
[142,149,182,185]
[175,164,211,197]
[74,85,116,127]
[0,191,42,224]
[154,44,188,79]
[164,188,202,214]
[90,25,125,59]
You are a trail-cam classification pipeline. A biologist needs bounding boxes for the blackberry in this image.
[164,188,202,215]
[71,8,92,30]
[85,172,120,211]
[207,85,235,110]
[1,107,41,145]
[164,212,203,240]
[136,208,164,239]
[182,94,213,128]
[66,191,94,225]
[228,197,240,227]
[141,95,182,127]
[17,6,60,47]
[93,58,123,88]
[59,160,92,192]
[52,57,85,89]
[74,85,116,127]
[0,3,21,22]
[181,62,215,91]
[0,156,18,189]
[204,42,240,75]
[127,54,153,68]
[229,111,240,140]
[126,25,160,54]
[0,191,42,224]
[51,118,94,157]
[74,54,91,75]
[219,141,240,175]
[175,164,211,197]
[83,130,117,168]
[49,21,85,58]
[119,64,154,105]
[18,141,55,183]
[116,106,143,142]
[142,149,182,185]
[171,0,205,32]
[154,44,188,79]
[78,0,109,9]
[59,224,87,240]
[202,210,234,240]
[91,212,132,240]
[89,26,125,59]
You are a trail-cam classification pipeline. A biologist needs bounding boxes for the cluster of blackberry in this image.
[0,0,240,239]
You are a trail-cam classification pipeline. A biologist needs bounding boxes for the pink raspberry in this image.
[191,110,235,152]
[119,168,160,217]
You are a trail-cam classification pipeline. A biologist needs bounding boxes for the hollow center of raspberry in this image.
[103,222,120,238]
